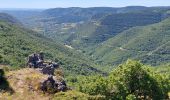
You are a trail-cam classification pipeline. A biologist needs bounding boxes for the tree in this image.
[108,60,169,99]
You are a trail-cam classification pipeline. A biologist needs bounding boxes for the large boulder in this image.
[40,75,67,93]
[41,65,55,75]
[57,80,67,92]
[41,62,59,75]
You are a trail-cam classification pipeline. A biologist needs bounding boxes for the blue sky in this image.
[0,0,170,8]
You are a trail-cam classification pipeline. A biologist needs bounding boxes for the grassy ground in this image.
[0,67,104,100]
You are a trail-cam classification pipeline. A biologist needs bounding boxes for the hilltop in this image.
[0,67,99,100]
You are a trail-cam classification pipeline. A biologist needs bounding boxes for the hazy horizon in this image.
[0,0,170,9]
[0,6,170,11]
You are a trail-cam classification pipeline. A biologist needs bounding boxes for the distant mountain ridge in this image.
[0,13,21,25]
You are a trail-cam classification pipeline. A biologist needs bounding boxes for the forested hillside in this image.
[2,7,170,67]
[63,10,163,49]
[0,13,21,25]
[93,17,170,66]
[66,7,170,49]
[3,7,170,43]
[0,13,104,76]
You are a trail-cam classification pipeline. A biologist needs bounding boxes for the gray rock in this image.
[41,65,55,75]
[40,75,67,93]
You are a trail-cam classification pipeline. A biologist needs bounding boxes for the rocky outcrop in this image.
[27,53,67,94]
[40,75,67,93]
[40,63,59,75]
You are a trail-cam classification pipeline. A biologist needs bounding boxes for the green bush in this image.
[77,60,170,100]
[108,60,169,99]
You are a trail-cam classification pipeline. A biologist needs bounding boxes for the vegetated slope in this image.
[0,14,104,76]
[1,6,150,34]
[0,13,21,25]
[3,7,170,47]
[6,6,169,26]
[154,63,170,76]
[93,17,170,66]
[57,7,170,50]
[66,9,170,53]
[59,10,168,49]
[41,7,117,23]
[1,10,42,28]
[0,60,169,100]
[2,7,170,67]
[85,12,162,44]
[13,7,117,41]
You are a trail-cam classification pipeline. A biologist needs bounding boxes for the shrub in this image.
[77,60,170,100]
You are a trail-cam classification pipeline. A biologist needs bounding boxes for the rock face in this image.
[41,65,55,75]
[40,75,67,93]
[27,53,68,94]
[41,63,59,75]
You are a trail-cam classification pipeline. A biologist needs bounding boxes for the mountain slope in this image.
[0,13,21,25]
[1,7,170,67]
[58,7,170,50]
[0,14,104,76]
[85,12,162,44]
[60,11,167,50]
[41,7,117,23]
[93,17,170,66]
[3,7,170,47]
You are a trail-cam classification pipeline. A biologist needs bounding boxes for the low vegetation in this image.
[0,60,169,100]
[74,60,170,100]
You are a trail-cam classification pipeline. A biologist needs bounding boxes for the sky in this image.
[0,0,170,9]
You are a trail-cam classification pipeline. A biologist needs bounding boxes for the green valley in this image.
[0,5,170,100]
[0,13,104,76]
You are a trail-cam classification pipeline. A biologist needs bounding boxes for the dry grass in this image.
[0,68,51,100]
[0,68,105,100]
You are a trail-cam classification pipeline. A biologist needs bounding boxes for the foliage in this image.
[77,60,170,100]
[53,90,105,100]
